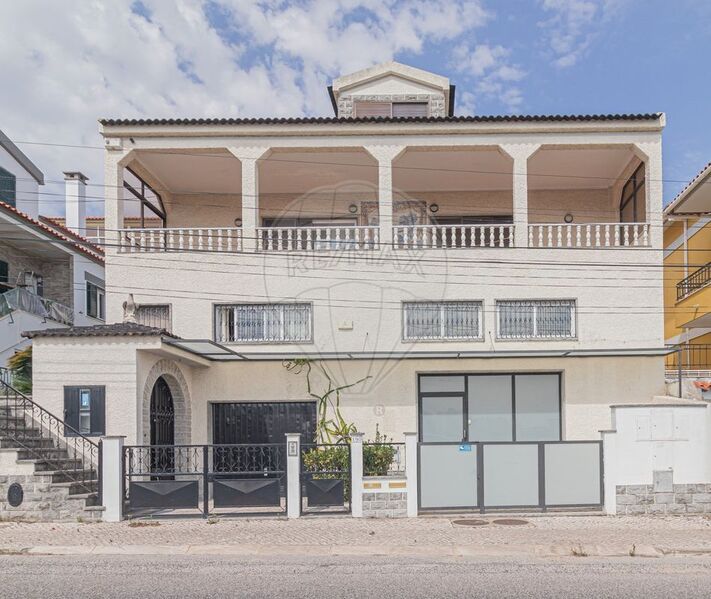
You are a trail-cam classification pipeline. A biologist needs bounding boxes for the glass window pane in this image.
[468,375,513,441]
[536,302,573,337]
[405,303,441,339]
[498,302,534,338]
[79,413,91,434]
[421,396,463,442]
[544,443,601,506]
[80,389,91,409]
[514,374,561,441]
[420,376,465,393]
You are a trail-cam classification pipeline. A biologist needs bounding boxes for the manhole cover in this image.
[452,519,489,527]
[492,518,529,526]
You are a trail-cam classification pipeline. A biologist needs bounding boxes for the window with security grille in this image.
[136,304,171,331]
[496,300,575,339]
[215,303,312,343]
[403,301,482,341]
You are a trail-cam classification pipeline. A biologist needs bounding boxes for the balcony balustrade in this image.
[393,224,514,249]
[116,221,651,253]
[528,222,650,248]
[676,262,711,302]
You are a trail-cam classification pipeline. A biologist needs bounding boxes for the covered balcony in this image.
[113,143,652,254]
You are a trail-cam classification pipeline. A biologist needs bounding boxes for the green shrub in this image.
[363,443,397,477]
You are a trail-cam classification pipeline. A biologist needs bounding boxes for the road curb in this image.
[4,543,711,558]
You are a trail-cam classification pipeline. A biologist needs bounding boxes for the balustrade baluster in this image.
[528,225,533,248]
[623,225,630,247]
[604,225,611,247]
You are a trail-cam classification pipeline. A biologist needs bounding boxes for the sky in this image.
[1,0,710,216]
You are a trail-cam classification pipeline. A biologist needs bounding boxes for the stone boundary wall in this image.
[0,473,101,522]
[362,476,407,518]
[616,470,711,515]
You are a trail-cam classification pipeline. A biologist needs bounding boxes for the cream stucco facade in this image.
[27,61,668,453]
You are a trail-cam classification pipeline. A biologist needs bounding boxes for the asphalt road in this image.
[3,554,711,598]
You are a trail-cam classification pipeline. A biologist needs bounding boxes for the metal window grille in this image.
[497,300,575,339]
[403,301,482,340]
[136,304,171,331]
[215,303,312,343]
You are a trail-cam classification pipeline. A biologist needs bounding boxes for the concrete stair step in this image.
[52,480,99,496]
[0,437,56,449]
[42,469,97,484]
[16,449,72,462]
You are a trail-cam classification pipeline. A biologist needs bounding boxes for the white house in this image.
[0,131,105,367]
[27,62,670,514]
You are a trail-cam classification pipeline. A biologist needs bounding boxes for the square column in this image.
[499,144,540,248]
[634,141,663,249]
[350,432,364,517]
[404,432,418,517]
[103,149,133,255]
[228,147,271,252]
[285,433,301,519]
[364,145,406,247]
[100,436,125,522]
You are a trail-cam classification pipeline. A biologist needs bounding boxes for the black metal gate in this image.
[150,377,174,446]
[124,443,286,517]
[300,443,351,514]
[212,402,316,445]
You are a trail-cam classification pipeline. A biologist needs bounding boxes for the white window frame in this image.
[496,300,576,340]
[403,301,483,341]
[215,303,313,344]
[79,388,91,435]
[86,281,105,321]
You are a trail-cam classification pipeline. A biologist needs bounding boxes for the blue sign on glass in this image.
[458,444,472,452]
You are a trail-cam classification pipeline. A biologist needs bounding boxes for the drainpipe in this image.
[678,347,683,398]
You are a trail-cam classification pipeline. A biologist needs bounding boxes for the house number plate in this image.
[288,441,298,457]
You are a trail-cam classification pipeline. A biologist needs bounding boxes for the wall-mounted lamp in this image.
[429,203,440,213]
[348,204,359,214]
[564,213,574,223]
[234,218,242,227]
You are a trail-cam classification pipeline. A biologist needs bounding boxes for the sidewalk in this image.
[3,515,711,558]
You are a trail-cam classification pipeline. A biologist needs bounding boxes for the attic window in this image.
[354,101,428,118]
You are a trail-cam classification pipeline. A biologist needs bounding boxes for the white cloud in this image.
[538,0,626,68]
[0,0,489,216]
[452,43,525,112]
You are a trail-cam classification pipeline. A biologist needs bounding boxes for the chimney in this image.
[63,171,88,235]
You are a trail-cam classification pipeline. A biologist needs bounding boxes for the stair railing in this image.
[0,378,99,495]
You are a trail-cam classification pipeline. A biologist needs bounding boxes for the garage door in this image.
[212,402,317,445]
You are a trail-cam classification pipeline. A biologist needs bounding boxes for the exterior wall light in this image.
[234,218,242,227]
[348,204,359,214]
[564,213,574,223]
[429,203,440,213]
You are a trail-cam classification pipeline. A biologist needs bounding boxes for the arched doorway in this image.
[150,376,175,446]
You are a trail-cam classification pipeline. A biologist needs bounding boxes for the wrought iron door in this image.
[150,377,175,474]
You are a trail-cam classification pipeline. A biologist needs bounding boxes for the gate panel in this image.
[482,444,539,508]
[213,478,281,508]
[129,480,199,510]
[301,444,350,514]
[419,444,477,509]
[544,442,602,507]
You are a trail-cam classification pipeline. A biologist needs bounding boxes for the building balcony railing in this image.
[0,287,73,326]
[256,226,379,252]
[528,222,650,248]
[393,224,514,249]
[118,227,243,253]
[677,262,711,302]
[115,221,652,254]
[665,344,711,373]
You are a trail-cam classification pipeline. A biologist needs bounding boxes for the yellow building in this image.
[664,162,711,372]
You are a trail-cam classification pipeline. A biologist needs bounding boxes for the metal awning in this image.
[679,313,711,330]
[162,339,674,362]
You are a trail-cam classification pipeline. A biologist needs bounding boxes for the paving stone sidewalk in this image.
[3,515,711,557]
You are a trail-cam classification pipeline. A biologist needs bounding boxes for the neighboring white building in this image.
[28,62,670,513]
[0,131,105,367]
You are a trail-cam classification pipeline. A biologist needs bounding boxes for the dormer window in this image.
[354,101,428,118]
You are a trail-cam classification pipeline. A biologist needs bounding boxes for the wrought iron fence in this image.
[665,344,711,372]
[123,443,287,517]
[0,378,98,495]
[363,442,406,477]
[300,443,351,513]
[677,262,711,301]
